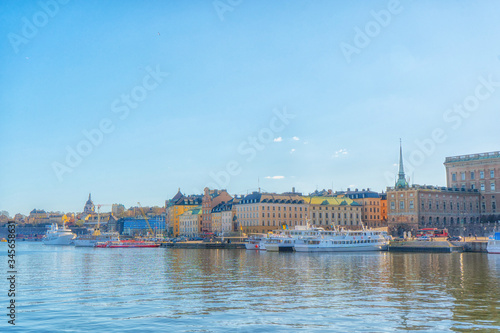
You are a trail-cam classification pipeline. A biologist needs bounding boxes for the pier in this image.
[389,237,488,253]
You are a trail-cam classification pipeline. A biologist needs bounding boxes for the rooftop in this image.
[444,151,500,163]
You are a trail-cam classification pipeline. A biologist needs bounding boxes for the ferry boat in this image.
[42,223,76,245]
[73,232,120,247]
[245,233,268,250]
[294,228,390,252]
[264,227,323,252]
[487,232,500,254]
[95,240,160,248]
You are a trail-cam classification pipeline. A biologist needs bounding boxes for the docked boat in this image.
[487,232,500,254]
[73,232,120,247]
[294,228,390,252]
[95,240,160,248]
[245,233,268,250]
[42,223,76,245]
[264,227,323,252]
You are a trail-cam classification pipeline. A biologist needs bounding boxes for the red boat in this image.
[95,240,160,248]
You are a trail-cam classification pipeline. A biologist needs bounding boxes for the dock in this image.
[389,238,488,253]
[160,241,246,249]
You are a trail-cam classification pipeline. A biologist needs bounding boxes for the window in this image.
[491,170,495,178]
[409,200,414,209]
[399,201,404,210]
[491,182,496,191]
[481,183,485,191]
[480,171,484,179]
[461,172,465,181]
[452,173,457,181]
[471,171,475,180]
[390,201,395,210]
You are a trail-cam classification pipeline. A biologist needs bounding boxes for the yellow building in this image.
[303,196,363,230]
[166,189,202,237]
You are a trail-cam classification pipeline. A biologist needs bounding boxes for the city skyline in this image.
[2,1,500,215]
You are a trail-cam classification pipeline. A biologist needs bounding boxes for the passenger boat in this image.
[487,232,500,254]
[264,226,322,252]
[294,228,390,252]
[95,240,160,248]
[42,223,76,245]
[245,233,268,250]
[73,232,120,247]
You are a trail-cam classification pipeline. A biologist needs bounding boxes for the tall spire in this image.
[398,139,404,177]
[395,139,408,189]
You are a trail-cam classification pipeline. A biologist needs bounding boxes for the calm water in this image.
[1,243,500,332]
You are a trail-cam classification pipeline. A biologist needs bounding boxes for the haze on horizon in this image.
[1,0,500,216]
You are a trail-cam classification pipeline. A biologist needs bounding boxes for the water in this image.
[1,243,500,332]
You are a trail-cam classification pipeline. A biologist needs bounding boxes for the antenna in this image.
[258,177,260,193]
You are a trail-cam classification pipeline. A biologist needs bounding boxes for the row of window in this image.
[452,170,495,181]
[240,220,305,227]
[238,206,307,212]
[455,182,496,191]
[312,212,358,219]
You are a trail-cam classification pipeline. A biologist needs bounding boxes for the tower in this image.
[395,140,409,189]
[83,193,95,214]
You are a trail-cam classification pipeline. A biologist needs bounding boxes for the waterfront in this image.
[2,243,500,332]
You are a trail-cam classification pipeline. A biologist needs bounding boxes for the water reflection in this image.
[3,243,499,332]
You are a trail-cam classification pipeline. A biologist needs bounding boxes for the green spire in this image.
[395,139,408,189]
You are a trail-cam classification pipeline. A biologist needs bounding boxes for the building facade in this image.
[333,189,387,228]
[211,200,235,235]
[387,185,481,236]
[236,192,308,234]
[444,151,500,221]
[166,189,202,237]
[201,188,232,234]
[179,207,202,237]
[303,196,363,229]
[388,143,481,236]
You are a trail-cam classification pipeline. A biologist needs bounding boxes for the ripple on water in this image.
[3,244,500,332]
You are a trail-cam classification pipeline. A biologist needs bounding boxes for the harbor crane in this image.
[93,204,112,236]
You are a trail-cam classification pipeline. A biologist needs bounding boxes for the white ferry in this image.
[264,227,323,252]
[42,223,76,245]
[294,228,390,252]
[487,232,500,254]
[245,233,268,250]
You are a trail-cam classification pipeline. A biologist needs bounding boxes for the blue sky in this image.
[1,0,500,215]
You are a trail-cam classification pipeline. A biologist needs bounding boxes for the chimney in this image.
[292,187,295,193]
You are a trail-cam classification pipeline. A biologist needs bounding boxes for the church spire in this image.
[395,139,408,189]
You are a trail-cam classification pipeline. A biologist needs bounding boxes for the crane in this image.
[93,204,112,236]
[137,202,155,237]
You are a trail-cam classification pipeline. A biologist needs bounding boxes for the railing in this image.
[445,151,500,163]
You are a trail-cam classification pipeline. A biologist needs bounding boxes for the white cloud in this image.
[292,136,300,141]
[333,149,348,158]
[290,148,296,154]
[273,137,283,142]
[265,176,285,180]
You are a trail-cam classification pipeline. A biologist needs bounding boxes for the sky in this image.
[1,0,500,216]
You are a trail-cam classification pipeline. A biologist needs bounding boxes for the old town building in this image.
[201,188,232,234]
[303,196,363,229]
[388,143,481,236]
[166,189,202,236]
[236,192,307,234]
[444,151,500,221]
